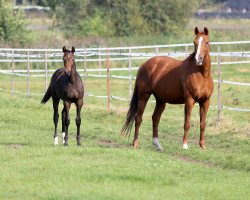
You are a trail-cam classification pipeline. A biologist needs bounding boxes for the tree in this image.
[45,0,201,37]
[0,0,30,47]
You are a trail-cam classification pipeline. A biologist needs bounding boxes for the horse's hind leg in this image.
[53,97,60,145]
[63,101,71,146]
[133,94,150,149]
[75,100,83,146]
[152,98,166,151]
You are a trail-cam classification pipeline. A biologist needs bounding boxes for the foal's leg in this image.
[199,100,210,149]
[133,94,150,149]
[61,108,66,144]
[152,99,166,151]
[52,97,60,145]
[183,98,195,149]
[63,101,71,146]
[75,100,83,146]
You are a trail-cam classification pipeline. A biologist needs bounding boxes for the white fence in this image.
[0,41,250,115]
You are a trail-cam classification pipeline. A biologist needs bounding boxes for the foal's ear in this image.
[71,46,75,53]
[204,27,209,35]
[194,27,199,35]
[62,46,67,53]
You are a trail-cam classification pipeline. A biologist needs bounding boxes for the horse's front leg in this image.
[199,99,210,149]
[52,97,60,145]
[183,98,195,149]
[75,100,83,146]
[63,101,71,146]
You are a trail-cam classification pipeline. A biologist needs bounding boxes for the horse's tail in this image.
[41,84,51,104]
[121,82,138,136]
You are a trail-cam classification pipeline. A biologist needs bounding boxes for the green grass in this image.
[0,91,249,200]
[0,58,249,199]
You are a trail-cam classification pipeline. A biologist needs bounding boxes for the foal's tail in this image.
[121,82,138,136]
[41,84,51,104]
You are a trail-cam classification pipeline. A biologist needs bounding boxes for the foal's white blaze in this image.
[152,137,164,151]
[54,136,58,145]
[183,143,188,149]
[195,36,203,63]
[62,132,65,144]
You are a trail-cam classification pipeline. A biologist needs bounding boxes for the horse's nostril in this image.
[199,56,203,60]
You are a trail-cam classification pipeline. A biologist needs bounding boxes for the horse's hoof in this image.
[183,143,188,149]
[54,136,58,145]
[152,138,164,152]
[77,142,81,146]
[200,145,206,149]
[64,143,68,146]
[157,147,164,153]
[133,141,139,149]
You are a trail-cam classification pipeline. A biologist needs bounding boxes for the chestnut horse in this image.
[121,27,213,151]
[41,46,84,146]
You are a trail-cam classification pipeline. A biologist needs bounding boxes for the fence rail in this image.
[0,41,250,115]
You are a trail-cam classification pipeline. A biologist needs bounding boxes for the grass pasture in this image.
[0,54,250,200]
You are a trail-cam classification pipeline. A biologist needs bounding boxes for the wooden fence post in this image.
[11,50,15,96]
[44,49,48,93]
[83,48,87,108]
[155,46,159,56]
[27,51,30,97]
[128,48,132,98]
[217,46,221,120]
[106,49,111,111]
[98,49,102,75]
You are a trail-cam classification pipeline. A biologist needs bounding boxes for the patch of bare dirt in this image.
[98,139,130,148]
[6,143,22,150]
[172,153,217,168]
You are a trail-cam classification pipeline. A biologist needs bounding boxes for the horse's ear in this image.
[62,46,67,52]
[204,27,209,35]
[194,27,199,35]
[71,46,75,53]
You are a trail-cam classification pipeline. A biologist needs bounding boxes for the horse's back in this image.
[51,68,84,102]
[137,56,185,103]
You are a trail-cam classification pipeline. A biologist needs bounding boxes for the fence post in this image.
[185,45,189,58]
[98,48,102,75]
[45,49,48,93]
[27,51,30,97]
[83,48,87,108]
[155,46,159,56]
[217,46,221,120]
[11,50,15,96]
[128,48,132,98]
[106,49,111,111]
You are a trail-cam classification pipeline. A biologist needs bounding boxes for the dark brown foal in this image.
[41,46,84,146]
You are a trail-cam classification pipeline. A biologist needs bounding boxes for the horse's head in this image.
[62,46,75,75]
[193,27,210,66]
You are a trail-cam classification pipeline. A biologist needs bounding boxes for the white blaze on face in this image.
[195,36,203,63]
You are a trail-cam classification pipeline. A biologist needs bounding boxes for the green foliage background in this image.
[38,0,201,37]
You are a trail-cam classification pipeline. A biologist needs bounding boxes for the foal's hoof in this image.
[133,141,139,149]
[200,144,206,149]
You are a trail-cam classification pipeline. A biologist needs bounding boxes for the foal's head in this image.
[193,27,210,66]
[62,46,75,75]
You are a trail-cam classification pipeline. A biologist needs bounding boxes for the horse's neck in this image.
[189,53,211,78]
[200,54,211,78]
[70,63,78,83]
